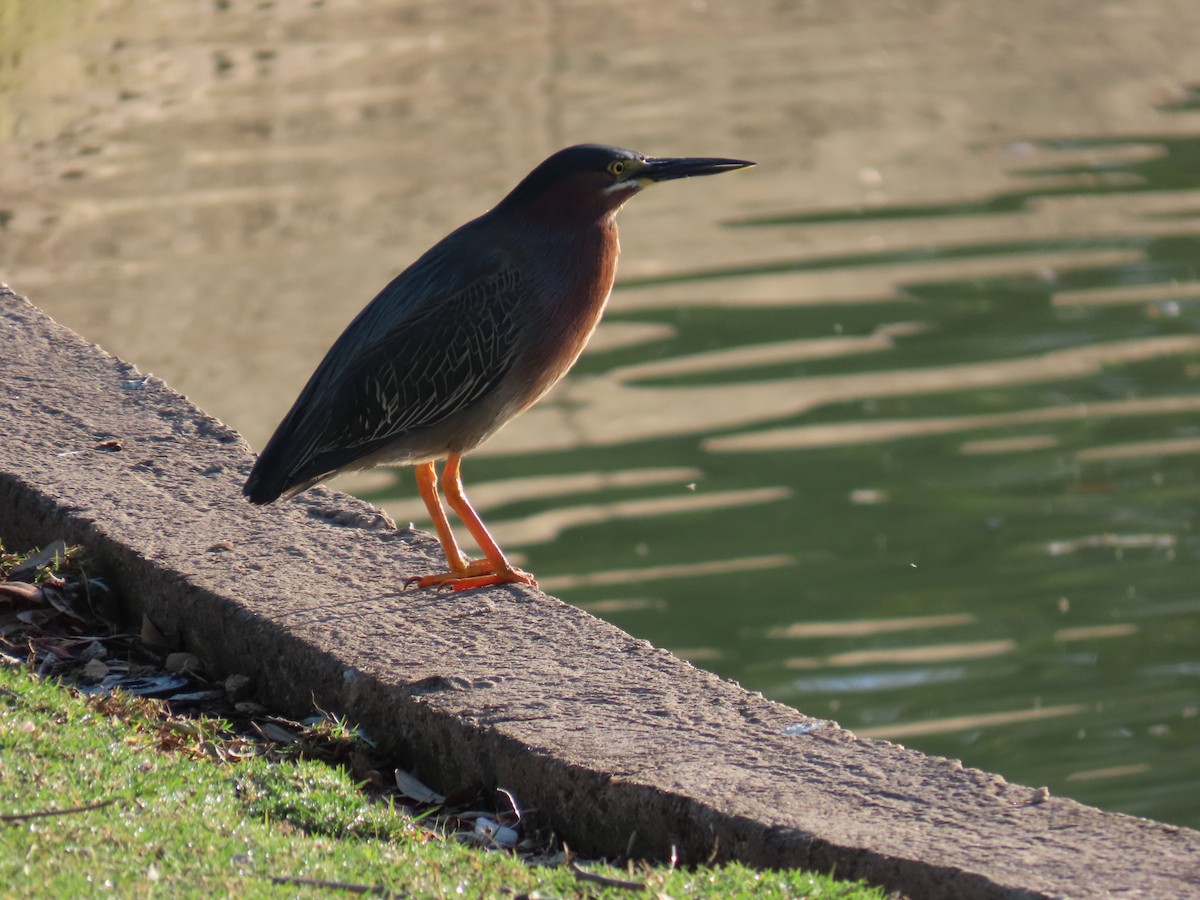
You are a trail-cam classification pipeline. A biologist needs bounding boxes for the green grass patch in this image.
[0,546,885,898]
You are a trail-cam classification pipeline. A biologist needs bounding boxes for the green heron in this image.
[244,144,754,591]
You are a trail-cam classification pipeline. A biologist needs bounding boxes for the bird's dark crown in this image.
[498,144,642,208]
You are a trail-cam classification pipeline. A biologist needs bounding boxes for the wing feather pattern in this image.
[244,238,527,503]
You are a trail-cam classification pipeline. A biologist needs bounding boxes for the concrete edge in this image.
[4,284,1200,900]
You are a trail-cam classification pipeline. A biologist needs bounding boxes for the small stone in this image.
[165,651,201,674]
[224,673,252,700]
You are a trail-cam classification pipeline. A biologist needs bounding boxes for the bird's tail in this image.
[243,421,322,504]
[243,449,289,505]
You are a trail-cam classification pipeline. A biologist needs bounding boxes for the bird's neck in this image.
[503,203,619,290]
[503,211,620,396]
[538,211,618,299]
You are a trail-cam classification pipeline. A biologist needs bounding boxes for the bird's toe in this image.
[406,564,536,593]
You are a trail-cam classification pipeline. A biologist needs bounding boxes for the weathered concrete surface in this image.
[2,284,1198,899]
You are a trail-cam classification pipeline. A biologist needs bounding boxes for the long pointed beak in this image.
[640,156,756,182]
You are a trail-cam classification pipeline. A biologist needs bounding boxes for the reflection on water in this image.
[2,0,1200,829]
[856,704,1088,741]
[417,98,1200,829]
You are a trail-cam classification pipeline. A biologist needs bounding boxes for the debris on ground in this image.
[1,539,631,878]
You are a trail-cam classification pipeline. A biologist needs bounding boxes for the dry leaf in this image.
[257,722,298,744]
[394,769,445,805]
[16,609,54,626]
[0,582,42,604]
[140,615,170,648]
[41,587,84,620]
[79,640,107,661]
[9,541,68,577]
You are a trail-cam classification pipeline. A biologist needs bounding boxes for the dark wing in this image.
[244,237,528,503]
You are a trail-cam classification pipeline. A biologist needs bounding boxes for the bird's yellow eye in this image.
[607,160,626,177]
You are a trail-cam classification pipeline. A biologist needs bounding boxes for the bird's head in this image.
[497,144,754,221]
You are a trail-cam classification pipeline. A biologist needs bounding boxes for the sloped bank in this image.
[3,285,1197,900]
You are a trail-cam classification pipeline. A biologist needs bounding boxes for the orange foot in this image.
[405,559,538,593]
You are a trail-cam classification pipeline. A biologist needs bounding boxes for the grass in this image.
[0,669,888,899]
[0,542,887,898]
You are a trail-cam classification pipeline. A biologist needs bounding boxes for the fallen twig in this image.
[267,873,403,897]
[563,845,645,891]
[1,797,117,823]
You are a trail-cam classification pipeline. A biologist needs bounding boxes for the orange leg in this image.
[409,455,537,592]
[412,461,469,573]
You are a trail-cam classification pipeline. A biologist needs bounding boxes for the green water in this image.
[365,118,1200,828]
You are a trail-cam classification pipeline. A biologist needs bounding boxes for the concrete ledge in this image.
[3,284,1199,899]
